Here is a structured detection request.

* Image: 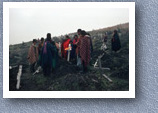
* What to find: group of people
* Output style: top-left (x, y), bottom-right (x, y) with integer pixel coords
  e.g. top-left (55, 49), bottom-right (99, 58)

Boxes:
top-left (61, 29), bottom-right (93, 73)
top-left (27, 29), bottom-right (121, 76)
top-left (28, 33), bottom-right (58, 76)
top-left (102, 30), bottom-right (121, 52)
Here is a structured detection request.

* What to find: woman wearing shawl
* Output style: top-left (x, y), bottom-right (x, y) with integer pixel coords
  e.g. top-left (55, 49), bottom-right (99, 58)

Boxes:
top-left (111, 30), bottom-right (121, 52)
top-left (79, 30), bottom-right (91, 73)
top-left (41, 33), bottom-right (56, 76)
top-left (61, 35), bottom-right (71, 59)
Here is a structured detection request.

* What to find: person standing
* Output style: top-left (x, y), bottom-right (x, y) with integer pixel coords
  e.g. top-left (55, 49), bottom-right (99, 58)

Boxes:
top-left (61, 35), bottom-right (71, 59)
top-left (69, 40), bottom-right (76, 61)
top-left (111, 30), bottom-right (121, 52)
top-left (79, 30), bottom-right (91, 73)
top-left (73, 35), bottom-right (78, 46)
top-left (76, 29), bottom-right (82, 67)
top-left (38, 37), bottom-right (44, 66)
top-left (103, 33), bottom-right (108, 45)
top-left (41, 33), bottom-right (55, 76)
top-left (101, 33), bottom-right (108, 51)
top-left (27, 39), bottom-right (39, 73)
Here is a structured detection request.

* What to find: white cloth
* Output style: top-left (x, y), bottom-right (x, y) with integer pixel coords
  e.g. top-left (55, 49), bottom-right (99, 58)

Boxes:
top-left (101, 43), bottom-right (107, 51)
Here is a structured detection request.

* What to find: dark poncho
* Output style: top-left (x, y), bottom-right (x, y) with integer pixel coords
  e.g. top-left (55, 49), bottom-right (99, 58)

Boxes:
top-left (111, 34), bottom-right (121, 52)
top-left (41, 41), bottom-right (56, 69)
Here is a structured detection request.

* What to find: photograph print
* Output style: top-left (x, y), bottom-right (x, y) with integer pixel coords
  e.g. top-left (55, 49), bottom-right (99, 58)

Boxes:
top-left (3, 2), bottom-right (135, 98)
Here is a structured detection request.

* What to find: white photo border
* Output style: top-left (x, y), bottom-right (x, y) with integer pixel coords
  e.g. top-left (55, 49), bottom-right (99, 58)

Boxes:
top-left (3, 2), bottom-right (135, 98)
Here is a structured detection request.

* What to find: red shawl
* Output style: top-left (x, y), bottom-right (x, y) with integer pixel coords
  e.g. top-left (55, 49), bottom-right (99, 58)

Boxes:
top-left (61, 38), bottom-right (71, 59)
top-left (80, 35), bottom-right (91, 66)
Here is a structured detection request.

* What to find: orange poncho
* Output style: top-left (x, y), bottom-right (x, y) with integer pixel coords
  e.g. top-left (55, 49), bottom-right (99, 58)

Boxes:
top-left (28, 44), bottom-right (39, 64)
top-left (61, 38), bottom-right (71, 59)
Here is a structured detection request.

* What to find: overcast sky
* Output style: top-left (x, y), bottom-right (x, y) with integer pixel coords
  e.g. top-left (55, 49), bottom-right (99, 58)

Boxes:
top-left (9, 8), bottom-right (129, 44)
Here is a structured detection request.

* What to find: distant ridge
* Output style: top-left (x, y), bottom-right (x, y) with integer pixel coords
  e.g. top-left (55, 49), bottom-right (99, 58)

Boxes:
top-left (67, 22), bottom-right (129, 38)
top-left (91, 22), bottom-right (129, 32)
top-left (10, 22), bottom-right (129, 46)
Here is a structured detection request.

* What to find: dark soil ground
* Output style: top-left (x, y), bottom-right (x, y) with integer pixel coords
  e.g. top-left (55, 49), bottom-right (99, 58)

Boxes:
top-left (9, 23), bottom-right (129, 91)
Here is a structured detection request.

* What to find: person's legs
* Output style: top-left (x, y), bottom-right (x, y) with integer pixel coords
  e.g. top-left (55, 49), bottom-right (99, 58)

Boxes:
top-left (30, 62), bottom-right (36, 73)
top-left (30, 64), bottom-right (33, 73)
top-left (80, 60), bottom-right (87, 74)
top-left (43, 64), bottom-right (49, 76)
top-left (46, 65), bottom-right (52, 76)
top-left (49, 66), bottom-right (52, 76)
top-left (38, 55), bottom-right (42, 66)
top-left (84, 65), bottom-right (88, 72)
top-left (77, 55), bottom-right (81, 66)
top-left (82, 61), bottom-right (87, 72)
top-left (45, 66), bottom-right (48, 76)
top-left (82, 61), bottom-right (85, 72)
top-left (43, 66), bottom-right (47, 76)
top-left (77, 55), bottom-right (79, 66)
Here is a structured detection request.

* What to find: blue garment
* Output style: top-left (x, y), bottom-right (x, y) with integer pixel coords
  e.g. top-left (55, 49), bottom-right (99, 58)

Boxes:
top-left (41, 41), bottom-right (56, 76)
top-left (51, 42), bottom-right (58, 69)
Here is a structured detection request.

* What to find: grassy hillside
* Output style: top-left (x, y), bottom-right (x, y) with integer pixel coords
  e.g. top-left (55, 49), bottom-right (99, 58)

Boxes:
top-left (9, 23), bottom-right (129, 91)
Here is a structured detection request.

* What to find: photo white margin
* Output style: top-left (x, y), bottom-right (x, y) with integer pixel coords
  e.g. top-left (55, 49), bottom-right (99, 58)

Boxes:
top-left (3, 2), bottom-right (135, 98)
